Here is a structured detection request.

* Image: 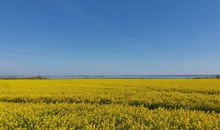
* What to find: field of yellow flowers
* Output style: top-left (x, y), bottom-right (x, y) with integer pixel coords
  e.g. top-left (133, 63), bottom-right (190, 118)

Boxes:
top-left (0, 79), bottom-right (220, 129)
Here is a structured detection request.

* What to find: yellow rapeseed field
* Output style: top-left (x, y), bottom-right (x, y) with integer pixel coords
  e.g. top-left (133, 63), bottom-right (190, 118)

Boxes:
top-left (0, 79), bottom-right (220, 129)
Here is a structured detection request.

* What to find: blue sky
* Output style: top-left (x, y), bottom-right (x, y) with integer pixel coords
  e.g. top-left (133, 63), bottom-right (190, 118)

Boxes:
top-left (0, 0), bottom-right (220, 75)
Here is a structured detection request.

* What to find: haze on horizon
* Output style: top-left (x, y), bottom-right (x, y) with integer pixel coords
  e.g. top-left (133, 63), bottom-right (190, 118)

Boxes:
top-left (0, 0), bottom-right (220, 75)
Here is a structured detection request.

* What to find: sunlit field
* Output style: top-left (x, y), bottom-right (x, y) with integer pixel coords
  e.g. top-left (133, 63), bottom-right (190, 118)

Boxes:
top-left (0, 79), bottom-right (220, 129)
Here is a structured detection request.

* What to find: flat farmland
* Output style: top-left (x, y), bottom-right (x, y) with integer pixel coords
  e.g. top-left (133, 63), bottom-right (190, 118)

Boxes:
top-left (0, 79), bottom-right (220, 129)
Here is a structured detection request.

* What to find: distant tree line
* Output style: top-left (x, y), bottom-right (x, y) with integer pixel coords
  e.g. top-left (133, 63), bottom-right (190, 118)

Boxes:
top-left (0, 76), bottom-right (48, 80)
top-left (193, 75), bottom-right (220, 79)
top-left (215, 75), bottom-right (220, 78)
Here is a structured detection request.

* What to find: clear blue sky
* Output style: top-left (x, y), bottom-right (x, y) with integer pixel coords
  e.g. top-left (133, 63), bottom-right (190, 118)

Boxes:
top-left (0, 0), bottom-right (220, 75)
